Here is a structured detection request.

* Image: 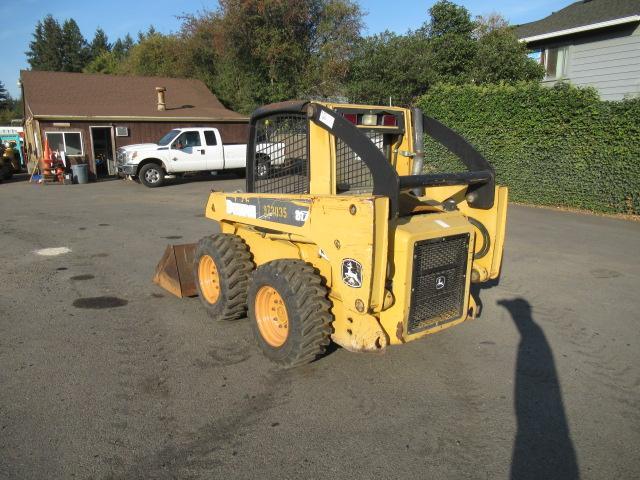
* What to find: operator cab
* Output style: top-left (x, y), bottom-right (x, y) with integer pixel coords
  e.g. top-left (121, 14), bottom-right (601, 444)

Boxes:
top-left (246, 101), bottom-right (496, 219)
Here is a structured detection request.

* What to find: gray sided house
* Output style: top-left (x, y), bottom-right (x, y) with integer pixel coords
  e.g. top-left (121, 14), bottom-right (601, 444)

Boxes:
top-left (516, 0), bottom-right (640, 101)
top-left (20, 71), bottom-right (248, 178)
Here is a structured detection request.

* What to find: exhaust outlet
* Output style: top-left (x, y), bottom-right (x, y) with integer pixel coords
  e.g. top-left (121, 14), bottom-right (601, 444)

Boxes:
top-left (411, 107), bottom-right (425, 196)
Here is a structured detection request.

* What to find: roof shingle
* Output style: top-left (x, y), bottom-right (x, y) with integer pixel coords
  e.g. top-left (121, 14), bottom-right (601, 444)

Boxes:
top-left (21, 70), bottom-right (246, 121)
top-left (515, 0), bottom-right (640, 40)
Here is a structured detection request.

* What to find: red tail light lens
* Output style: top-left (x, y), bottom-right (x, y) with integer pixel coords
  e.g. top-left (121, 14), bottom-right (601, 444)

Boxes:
top-left (382, 114), bottom-right (397, 126)
top-left (343, 113), bottom-right (357, 124)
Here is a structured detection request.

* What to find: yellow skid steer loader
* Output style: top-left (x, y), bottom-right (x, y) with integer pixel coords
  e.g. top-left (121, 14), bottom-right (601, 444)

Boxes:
top-left (154, 101), bottom-right (508, 367)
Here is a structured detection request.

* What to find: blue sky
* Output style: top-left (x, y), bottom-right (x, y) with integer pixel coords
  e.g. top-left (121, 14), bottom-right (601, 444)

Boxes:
top-left (1, 0), bottom-right (575, 98)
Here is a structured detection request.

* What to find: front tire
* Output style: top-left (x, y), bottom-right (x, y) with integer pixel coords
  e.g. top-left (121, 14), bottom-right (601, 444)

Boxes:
top-left (139, 163), bottom-right (165, 187)
top-left (248, 260), bottom-right (332, 368)
top-left (194, 234), bottom-right (254, 321)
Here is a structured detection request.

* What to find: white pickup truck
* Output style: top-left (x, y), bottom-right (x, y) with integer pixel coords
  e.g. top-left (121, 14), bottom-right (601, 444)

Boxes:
top-left (116, 127), bottom-right (283, 187)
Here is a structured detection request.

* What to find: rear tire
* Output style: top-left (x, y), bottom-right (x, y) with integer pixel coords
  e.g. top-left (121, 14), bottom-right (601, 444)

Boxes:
top-left (139, 163), bottom-right (165, 187)
top-left (194, 234), bottom-right (254, 321)
top-left (248, 259), bottom-right (332, 368)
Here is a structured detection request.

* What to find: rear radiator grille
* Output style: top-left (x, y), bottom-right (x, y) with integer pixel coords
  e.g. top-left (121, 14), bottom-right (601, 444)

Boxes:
top-left (407, 233), bottom-right (470, 334)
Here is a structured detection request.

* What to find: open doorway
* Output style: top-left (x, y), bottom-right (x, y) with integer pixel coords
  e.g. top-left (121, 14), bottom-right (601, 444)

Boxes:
top-left (90, 126), bottom-right (115, 177)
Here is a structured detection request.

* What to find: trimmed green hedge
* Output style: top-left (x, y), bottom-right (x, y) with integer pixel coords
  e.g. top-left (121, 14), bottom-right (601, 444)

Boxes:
top-left (417, 82), bottom-right (640, 214)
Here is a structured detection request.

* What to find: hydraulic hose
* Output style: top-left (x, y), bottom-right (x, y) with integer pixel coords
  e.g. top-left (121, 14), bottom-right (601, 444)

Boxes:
top-left (468, 216), bottom-right (491, 260)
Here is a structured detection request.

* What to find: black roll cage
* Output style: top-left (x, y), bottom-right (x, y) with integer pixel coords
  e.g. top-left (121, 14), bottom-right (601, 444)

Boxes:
top-left (246, 101), bottom-right (495, 218)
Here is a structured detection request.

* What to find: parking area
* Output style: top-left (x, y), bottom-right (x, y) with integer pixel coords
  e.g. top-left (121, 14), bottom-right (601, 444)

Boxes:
top-left (1, 176), bottom-right (639, 479)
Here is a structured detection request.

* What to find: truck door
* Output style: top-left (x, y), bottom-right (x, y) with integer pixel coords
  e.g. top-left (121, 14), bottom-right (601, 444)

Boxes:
top-left (169, 130), bottom-right (206, 172)
top-left (203, 130), bottom-right (224, 170)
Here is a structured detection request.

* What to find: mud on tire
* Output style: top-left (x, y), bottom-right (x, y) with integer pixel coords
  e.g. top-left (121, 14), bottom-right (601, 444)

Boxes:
top-left (194, 234), bottom-right (254, 321)
top-left (248, 259), bottom-right (333, 368)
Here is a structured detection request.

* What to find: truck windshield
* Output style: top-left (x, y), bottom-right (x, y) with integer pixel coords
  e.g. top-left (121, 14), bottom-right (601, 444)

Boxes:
top-left (157, 129), bottom-right (180, 146)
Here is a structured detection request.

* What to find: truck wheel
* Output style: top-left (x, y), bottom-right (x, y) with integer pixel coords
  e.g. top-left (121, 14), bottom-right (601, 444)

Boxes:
top-left (194, 234), bottom-right (254, 321)
top-left (248, 259), bottom-right (332, 368)
top-left (139, 163), bottom-right (165, 187)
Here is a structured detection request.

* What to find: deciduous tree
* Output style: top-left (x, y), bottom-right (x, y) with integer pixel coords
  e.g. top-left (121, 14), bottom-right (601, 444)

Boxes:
top-left (472, 27), bottom-right (544, 84)
top-left (347, 31), bottom-right (432, 105)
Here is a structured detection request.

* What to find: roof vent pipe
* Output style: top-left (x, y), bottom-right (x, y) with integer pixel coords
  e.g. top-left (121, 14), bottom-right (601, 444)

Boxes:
top-left (156, 87), bottom-right (166, 111)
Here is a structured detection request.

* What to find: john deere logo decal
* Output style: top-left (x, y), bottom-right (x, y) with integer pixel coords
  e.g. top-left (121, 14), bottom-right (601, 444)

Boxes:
top-left (435, 275), bottom-right (446, 290)
top-left (342, 259), bottom-right (363, 288)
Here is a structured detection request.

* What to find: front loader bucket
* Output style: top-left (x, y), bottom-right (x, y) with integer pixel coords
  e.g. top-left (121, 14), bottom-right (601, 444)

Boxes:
top-left (153, 243), bottom-right (198, 298)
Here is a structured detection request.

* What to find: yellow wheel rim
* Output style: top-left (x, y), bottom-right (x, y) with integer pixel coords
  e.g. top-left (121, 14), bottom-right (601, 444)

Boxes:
top-left (198, 255), bottom-right (221, 304)
top-left (255, 286), bottom-right (289, 347)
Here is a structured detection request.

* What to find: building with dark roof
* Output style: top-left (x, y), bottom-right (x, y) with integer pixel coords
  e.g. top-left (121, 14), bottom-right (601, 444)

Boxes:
top-left (20, 70), bottom-right (248, 178)
top-left (515, 0), bottom-right (640, 100)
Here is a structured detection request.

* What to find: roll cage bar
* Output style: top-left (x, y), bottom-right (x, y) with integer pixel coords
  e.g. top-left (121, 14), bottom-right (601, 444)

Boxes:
top-left (246, 101), bottom-right (495, 218)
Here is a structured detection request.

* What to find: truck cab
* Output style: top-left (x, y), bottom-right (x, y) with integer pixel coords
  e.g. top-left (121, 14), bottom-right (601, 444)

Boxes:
top-left (116, 127), bottom-right (247, 187)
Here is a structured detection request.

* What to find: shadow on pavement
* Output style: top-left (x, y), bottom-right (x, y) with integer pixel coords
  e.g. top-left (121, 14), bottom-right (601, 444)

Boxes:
top-left (0, 172), bottom-right (30, 184)
top-left (498, 298), bottom-right (580, 480)
top-left (161, 170), bottom-right (244, 187)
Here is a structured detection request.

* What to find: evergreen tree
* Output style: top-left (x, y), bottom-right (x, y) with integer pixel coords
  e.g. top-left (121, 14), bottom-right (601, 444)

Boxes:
top-left (122, 34), bottom-right (134, 52)
top-left (138, 26), bottom-right (158, 43)
top-left (89, 28), bottom-right (111, 60)
top-left (112, 34), bottom-right (134, 59)
top-left (0, 80), bottom-right (10, 110)
top-left (26, 15), bottom-right (64, 70)
top-left (60, 19), bottom-right (88, 71)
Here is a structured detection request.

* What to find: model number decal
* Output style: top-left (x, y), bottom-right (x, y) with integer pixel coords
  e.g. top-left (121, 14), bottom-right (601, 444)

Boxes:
top-left (226, 197), bottom-right (310, 227)
top-left (294, 209), bottom-right (309, 222)
top-left (262, 205), bottom-right (288, 219)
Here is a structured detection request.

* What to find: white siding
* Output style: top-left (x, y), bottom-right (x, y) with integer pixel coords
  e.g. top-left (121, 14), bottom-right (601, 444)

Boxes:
top-left (566, 24), bottom-right (640, 100)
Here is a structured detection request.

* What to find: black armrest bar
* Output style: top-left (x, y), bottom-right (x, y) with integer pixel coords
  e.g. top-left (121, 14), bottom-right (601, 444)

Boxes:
top-left (398, 170), bottom-right (493, 189)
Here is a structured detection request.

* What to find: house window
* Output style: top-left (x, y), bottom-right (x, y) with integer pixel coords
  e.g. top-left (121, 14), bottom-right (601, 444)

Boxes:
top-left (540, 46), bottom-right (568, 80)
top-left (45, 131), bottom-right (83, 156)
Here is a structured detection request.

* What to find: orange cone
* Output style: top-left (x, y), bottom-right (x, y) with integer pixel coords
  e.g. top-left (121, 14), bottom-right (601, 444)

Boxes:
top-left (43, 138), bottom-right (52, 161)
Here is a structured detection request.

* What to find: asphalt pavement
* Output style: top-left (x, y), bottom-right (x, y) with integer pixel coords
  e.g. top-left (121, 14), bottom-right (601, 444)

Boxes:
top-left (1, 174), bottom-right (638, 479)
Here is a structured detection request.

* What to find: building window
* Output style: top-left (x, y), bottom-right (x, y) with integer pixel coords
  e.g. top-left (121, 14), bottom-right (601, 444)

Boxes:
top-left (540, 46), bottom-right (568, 80)
top-left (45, 131), bottom-right (83, 156)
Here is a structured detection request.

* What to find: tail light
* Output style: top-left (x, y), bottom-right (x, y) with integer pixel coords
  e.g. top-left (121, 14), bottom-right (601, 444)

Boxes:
top-left (382, 115), bottom-right (397, 126)
top-left (343, 113), bottom-right (357, 125)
